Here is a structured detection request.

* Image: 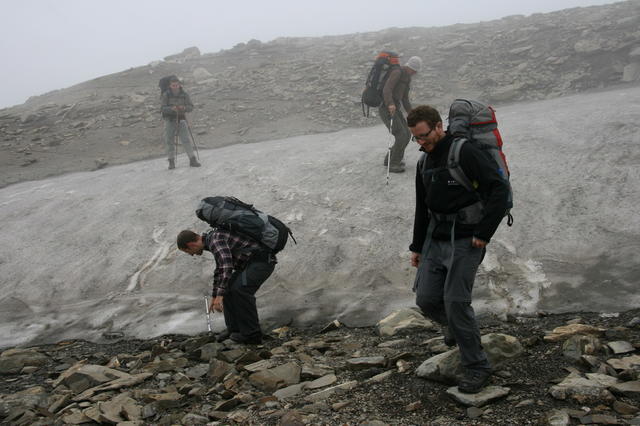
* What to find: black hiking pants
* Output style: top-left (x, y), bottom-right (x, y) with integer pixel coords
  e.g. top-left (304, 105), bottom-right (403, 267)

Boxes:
top-left (414, 237), bottom-right (491, 371)
top-left (222, 252), bottom-right (275, 339)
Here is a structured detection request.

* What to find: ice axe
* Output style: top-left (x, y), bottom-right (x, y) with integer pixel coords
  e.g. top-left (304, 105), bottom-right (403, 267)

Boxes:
top-left (204, 295), bottom-right (212, 333)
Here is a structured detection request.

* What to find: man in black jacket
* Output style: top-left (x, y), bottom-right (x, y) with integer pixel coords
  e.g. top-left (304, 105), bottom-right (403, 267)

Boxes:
top-left (407, 105), bottom-right (510, 393)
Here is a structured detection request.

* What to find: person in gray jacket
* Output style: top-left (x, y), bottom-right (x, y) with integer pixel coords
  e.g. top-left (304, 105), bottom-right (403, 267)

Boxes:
top-left (380, 56), bottom-right (422, 173)
top-left (161, 77), bottom-right (201, 169)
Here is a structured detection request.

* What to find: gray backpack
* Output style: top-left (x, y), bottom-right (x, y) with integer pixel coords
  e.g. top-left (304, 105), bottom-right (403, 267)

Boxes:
top-left (196, 196), bottom-right (295, 253)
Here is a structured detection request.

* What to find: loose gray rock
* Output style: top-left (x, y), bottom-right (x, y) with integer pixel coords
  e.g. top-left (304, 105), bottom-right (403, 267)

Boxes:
top-left (304, 380), bottom-right (358, 402)
top-left (0, 349), bottom-right (49, 375)
top-left (610, 380), bottom-right (640, 397)
top-left (607, 340), bottom-right (635, 354)
top-left (273, 382), bottom-right (308, 400)
top-left (306, 373), bottom-right (337, 390)
top-left (607, 354), bottom-right (640, 371)
top-left (181, 413), bottom-right (210, 425)
top-left (548, 373), bottom-right (616, 405)
top-left (613, 400), bottom-right (640, 415)
top-left (541, 409), bottom-right (571, 426)
top-left (346, 356), bottom-right (386, 370)
top-left (376, 308), bottom-right (435, 337)
top-left (208, 359), bottom-right (234, 383)
top-left (562, 335), bottom-right (601, 361)
top-left (446, 385), bottom-right (510, 407)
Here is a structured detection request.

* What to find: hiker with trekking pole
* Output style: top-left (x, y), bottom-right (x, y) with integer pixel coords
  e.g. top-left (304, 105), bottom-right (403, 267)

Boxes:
top-left (160, 76), bottom-right (201, 170)
top-left (362, 53), bottom-right (422, 175)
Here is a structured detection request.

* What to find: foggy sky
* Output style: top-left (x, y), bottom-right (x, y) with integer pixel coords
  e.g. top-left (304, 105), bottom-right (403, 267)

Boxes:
top-left (0, 0), bottom-right (620, 108)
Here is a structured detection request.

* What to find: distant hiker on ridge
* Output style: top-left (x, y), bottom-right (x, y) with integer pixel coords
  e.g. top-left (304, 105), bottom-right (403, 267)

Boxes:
top-left (381, 55), bottom-right (421, 173)
top-left (160, 76), bottom-right (201, 169)
top-left (407, 105), bottom-right (511, 393)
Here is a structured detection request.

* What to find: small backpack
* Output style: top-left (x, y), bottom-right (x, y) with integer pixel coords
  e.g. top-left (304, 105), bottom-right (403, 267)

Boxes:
top-left (196, 196), bottom-right (295, 253)
top-left (446, 99), bottom-right (513, 224)
top-left (158, 75), bottom-right (178, 96)
top-left (361, 51), bottom-right (400, 117)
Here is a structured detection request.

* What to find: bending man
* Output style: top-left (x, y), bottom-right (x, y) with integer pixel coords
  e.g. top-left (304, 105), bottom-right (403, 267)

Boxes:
top-left (177, 228), bottom-right (276, 344)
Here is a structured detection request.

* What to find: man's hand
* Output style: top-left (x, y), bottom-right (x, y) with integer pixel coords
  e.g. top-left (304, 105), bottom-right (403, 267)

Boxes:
top-left (410, 252), bottom-right (421, 268)
top-left (210, 296), bottom-right (224, 312)
top-left (388, 104), bottom-right (397, 116)
top-left (472, 237), bottom-right (487, 248)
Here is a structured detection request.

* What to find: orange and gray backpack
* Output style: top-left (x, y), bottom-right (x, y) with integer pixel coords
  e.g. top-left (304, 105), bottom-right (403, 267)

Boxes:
top-left (361, 51), bottom-right (400, 117)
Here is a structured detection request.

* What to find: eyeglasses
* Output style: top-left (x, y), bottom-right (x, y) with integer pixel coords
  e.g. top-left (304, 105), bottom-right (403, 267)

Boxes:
top-left (411, 128), bottom-right (434, 142)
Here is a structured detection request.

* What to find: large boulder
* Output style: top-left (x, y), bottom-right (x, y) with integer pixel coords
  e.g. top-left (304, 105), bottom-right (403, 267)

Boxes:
top-left (416, 333), bottom-right (523, 383)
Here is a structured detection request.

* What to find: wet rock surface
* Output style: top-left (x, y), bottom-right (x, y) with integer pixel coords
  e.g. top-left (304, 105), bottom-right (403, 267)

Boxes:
top-left (0, 2), bottom-right (638, 188)
top-left (3, 308), bottom-right (640, 425)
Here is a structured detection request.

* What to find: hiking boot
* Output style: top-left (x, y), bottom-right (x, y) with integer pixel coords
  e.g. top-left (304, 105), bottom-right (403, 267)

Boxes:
top-left (189, 158), bottom-right (201, 167)
top-left (443, 327), bottom-right (457, 347)
top-left (168, 159), bottom-right (175, 170)
top-left (388, 164), bottom-right (405, 173)
top-left (216, 329), bottom-right (231, 343)
top-left (458, 368), bottom-right (492, 394)
top-left (230, 332), bottom-right (262, 345)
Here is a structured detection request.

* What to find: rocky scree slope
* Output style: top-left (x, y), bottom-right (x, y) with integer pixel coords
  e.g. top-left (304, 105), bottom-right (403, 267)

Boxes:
top-left (3, 308), bottom-right (640, 425)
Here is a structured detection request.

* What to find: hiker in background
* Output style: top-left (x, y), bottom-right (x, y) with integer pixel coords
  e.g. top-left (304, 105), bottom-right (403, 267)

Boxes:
top-left (407, 105), bottom-right (510, 393)
top-left (160, 77), bottom-right (201, 169)
top-left (380, 56), bottom-right (421, 173)
top-left (176, 226), bottom-right (277, 345)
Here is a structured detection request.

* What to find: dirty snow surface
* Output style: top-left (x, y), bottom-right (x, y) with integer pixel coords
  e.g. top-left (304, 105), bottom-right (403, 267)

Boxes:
top-left (1, 86), bottom-right (639, 348)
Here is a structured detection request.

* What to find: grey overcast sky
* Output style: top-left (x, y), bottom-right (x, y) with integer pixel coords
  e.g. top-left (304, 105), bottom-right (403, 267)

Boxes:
top-left (0, 0), bottom-right (620, 108)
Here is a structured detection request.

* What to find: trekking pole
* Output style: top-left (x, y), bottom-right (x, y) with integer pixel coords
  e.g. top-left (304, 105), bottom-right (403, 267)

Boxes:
top-left (386, 116), bottom-right (394, 185)
top-left (204, 295), bottom-right (212, 332)
top-left (185, 117), bottom-right (200, 161)
top-left (174, 115), bottom-right (180, 164)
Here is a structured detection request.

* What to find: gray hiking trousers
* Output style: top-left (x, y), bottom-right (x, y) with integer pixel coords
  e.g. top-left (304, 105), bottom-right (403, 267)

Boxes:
top-left (379, 106), bottom-right (411, 167)
top-left (414, 237), bottom-right (490, 371)
top-left (164, 119), bottom-right (195, 160)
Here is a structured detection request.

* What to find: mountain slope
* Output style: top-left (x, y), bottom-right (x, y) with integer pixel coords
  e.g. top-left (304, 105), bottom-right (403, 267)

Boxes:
top-left (1, 85), bottom-right (638, 348)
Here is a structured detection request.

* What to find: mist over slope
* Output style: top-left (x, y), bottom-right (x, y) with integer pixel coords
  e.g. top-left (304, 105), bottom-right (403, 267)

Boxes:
top-left (1, 85), bottom-right (638, 349)
top-left (0, 1), bottom-right (638, 187)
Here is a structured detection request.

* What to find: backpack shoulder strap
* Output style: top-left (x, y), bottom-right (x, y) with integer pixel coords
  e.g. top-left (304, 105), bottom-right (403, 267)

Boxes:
top-left (447, 138), bottom-right (475, 192)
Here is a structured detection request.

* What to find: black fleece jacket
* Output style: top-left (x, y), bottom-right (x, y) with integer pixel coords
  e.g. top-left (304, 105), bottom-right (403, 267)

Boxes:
top-left (410, 132), bottom-right (510, 252)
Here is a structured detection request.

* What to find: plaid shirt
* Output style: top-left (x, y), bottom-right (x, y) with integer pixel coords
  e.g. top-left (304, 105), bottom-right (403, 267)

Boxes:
top-left (203, 229), bottom-right (261, 297)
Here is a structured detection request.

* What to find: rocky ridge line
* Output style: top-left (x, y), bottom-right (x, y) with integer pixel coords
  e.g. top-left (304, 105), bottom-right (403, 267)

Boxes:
top-left (0, 1), bottom-right (639, 187)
